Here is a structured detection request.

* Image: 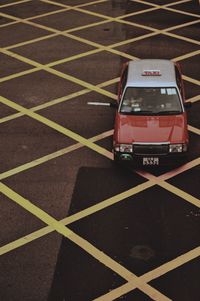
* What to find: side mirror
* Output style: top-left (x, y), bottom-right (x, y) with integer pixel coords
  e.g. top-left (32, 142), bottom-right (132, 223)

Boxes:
top-left (110, 102), bottom-right (119, 108)
top-left (184, 101), bottom-right (192, 109)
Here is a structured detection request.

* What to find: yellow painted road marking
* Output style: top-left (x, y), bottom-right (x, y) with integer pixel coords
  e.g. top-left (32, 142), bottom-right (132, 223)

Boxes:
top-left (0, 1), bottom-right (199, 299)
top-left (0, 48), bottom-right (40, 67)
top-left (0, 0), bottom-right (199, 266)
top-left (164, 5), bottom-right (200, 18)
top-left (143, 247), bottom-right (200, 283)
top-left (0, 67), bottom-right (41, 83)
top-left (0, 2), bottom-right (198, 92)
top-left (0, 182), bottom-right (171, 301)
top-left (1, 31), bottom-right (198, 92)
top-left (127, 158), bottom-right (200, 209)
top-left (0, 11), bottom-right (64, 33)
top-left (41, 0), bottom-right (112, 20)
top-left (0, 47), bottom-right (117, 100)
top-left (0, 0), bottom-right (31, 8)
top-left (47, 48), bottom-right (103, 68)
top-left (0, 77), bottom-right (119, 124)
top-left (183, 75), bottom-right (200, 86)
top-left (159, 181), bottom-right (200, 208)
top-left (64, 19), bottom-right (110, 33)
top-left (0, 225), bottom-right (52, 256)
top-left (27, 7), bottom-right (71, 20)
top-left (0, 87), bottom-right (199, 183)
top-left (186, 95), bottom-right (200, 103)
top-left (0, 49), bottom-right (104, 84)
top-left (46, 67), bottom-right (117, 100)
top-left (135, 0), bottom-right (191, 7)
top-left (1, 155), bottom-right (199, 257)
top-left (42, 0), bottom-right (158, 22)
top-left (0, 21), bottom-right (18, 28)
top-left (0, 183), bottom-right (73, 239)
top-left (0, 0), bottom-right (198, 57)
top-left (0, 20), bottom-right (198, 98)
top-left (0, 150), bottom-right (199, 298)
top-left (0, 179), bottom-right (153, 256)
top-left (4, 20), bottom-right (109, 50)
top-left (108, 32), bottom-right (159, 49)
top-left (64, 0), bottom-right (200, 48)
top-left (130, 161), bottom-right (200, 209)
top-left (164, 19), bottom-right (200, 33)
top-left (166, 0), bottom-right (192, 7)
top-left (43, 0), bottom-right (197, 24)
top-left (188, 125), bottom-right (200, 135)
top-left (0, 90), bottom-right (200, 179)
top-left (76, 0), bottom-right (108, 8)
top-left (94, 246), bottom-right (200, 300)
top-left (1, 113), bottom-right (198, 181)
top-left (117, 6), bottom-right (159, 19)
top-left (0, 130), bottom-right (113, 180)
top-left (42, 0), bottom-right (161, 34)
top-left (0, 96), bottom-right (113, 159)
top-left (0, 0), bottom-right (107, 28)
top-left (159, 158), bottom-right (200, 181)
top-left (140, 158), bottom-right (200, 182)
top-left (5, 33), bottom-right (58, 50)
top-left (8, 47), bottom-right (105, 83)
top-left (173, 49), bottom-right (200, 62)
top-left (119, 0), bottom-right (197, 22)
top-left (164, 31), bottom-right (200, 46)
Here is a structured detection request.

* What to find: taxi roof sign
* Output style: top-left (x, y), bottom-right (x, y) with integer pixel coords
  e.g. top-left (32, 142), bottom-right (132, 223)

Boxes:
top-left (142, 70), bottom-right (161, 76)
top-left (127, 60), bottom-right (176, 87)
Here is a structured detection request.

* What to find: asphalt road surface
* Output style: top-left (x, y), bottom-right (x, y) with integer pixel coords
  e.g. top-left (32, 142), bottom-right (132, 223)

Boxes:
top-left (0, 0), bottom-right (200, 301)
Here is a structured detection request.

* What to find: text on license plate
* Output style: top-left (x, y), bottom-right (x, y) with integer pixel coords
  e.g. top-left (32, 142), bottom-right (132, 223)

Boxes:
top-left (143, 157), bottom-right (159, 165)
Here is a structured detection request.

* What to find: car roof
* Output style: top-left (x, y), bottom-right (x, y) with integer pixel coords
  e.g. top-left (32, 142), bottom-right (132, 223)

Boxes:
top-left (126, 59), bottom-right (177, 88)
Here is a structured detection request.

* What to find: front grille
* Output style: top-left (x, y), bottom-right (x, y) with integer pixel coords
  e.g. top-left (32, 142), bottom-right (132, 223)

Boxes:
top-left (133, 144), bottom-right (169, 155)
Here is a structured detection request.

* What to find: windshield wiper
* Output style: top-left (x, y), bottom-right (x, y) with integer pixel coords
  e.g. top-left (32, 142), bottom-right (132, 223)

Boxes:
top-left (154, 110), bottom-right (182, 115)
top-left (121, 110), bottom-right (154, 115)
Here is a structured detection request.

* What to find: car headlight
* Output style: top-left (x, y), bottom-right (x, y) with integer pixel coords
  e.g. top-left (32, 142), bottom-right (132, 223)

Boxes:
top-left (169, 143), bottom-right (187, 153)
top-left (120, 144), bottom-right (133, 153)
top-left (115, 144), bottom-right (133, 153)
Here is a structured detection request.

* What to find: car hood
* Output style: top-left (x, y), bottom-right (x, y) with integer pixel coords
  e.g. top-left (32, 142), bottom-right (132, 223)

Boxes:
top-left (115, 113), bottom-right (187, 143)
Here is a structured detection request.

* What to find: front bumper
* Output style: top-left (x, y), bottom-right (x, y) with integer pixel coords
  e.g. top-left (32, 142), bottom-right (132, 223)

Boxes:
top-left (113, 151), bottom-right (188, 166)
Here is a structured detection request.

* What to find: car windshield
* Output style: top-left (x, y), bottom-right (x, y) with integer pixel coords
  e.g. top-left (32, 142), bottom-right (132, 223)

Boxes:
top-left (120, 87), bottom-right (182, 115)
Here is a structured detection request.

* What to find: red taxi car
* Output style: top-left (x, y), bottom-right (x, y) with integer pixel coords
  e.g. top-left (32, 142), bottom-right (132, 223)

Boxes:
top-left (113, 59), bottom-right (191, 166)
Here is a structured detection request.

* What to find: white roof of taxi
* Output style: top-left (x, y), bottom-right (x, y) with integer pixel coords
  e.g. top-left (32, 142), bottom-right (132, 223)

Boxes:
top-left (127, 59), bottom-right (177, 88)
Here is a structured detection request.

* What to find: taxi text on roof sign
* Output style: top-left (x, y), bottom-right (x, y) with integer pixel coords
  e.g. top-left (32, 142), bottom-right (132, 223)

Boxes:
top-left (142, 70), bottom-right (161, 76)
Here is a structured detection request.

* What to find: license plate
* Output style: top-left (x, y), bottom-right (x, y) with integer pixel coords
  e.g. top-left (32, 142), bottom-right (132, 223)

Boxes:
top-left (143, 157), bottom-right (159, 165)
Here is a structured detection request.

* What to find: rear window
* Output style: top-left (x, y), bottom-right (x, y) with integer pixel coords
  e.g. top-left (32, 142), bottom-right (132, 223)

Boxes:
top-left (120, 87), bottom-right (182, 115)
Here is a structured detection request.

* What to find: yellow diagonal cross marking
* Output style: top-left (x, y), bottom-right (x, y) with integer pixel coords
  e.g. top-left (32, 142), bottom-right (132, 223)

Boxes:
top-left (0, 77), bottom-right (119, 123)
top-left (0, 96), bottom-right (113, 159)
top-left (0, 182), bottom-right (171, 301)
top-left (0, 1), bottom-right (199, 300)
top-left (0, 179), bottom-right (154, 256)
top-left (0, 48), bottom-right (117, 100)
top-left (158, 181), bottom-right (200, 208)
top-left (0, 130), bottom-right (114, 180)
top-left (95, 246), bottom-right (200, 300)
top-left (0, 0), bottom-right (31, 8)
top-left (0, 155), bottom-right (199, 257)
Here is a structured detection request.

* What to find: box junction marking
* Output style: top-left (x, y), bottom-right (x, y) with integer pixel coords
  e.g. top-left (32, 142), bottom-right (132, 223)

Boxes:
top-left (0, 0), bottom-right (199, 299)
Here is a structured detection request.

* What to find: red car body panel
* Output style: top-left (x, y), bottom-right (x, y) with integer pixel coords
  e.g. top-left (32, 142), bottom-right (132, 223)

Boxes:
top-left (113, 112), bottom-right (189, 145)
